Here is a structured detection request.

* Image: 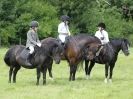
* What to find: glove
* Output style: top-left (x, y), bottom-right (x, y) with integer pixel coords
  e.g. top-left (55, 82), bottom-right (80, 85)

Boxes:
top-left (37, 43), bottom-right (41, 47)
top-left (101, 37), bottom-right (104, 40)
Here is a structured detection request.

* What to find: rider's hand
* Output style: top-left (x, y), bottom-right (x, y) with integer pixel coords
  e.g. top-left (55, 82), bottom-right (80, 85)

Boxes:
top-left (101, 37), bottom-right (104, 40)
top-left (37, 43), bottom-right (41, 47)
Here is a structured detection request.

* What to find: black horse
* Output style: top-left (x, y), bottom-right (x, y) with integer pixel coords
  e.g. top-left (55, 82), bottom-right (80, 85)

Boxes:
top-left (84, 38), bottom-right (130, 83)
top-left (4, 37), bottom-right (63, 85)
top-left (64, 34), bottom-right (101, 81)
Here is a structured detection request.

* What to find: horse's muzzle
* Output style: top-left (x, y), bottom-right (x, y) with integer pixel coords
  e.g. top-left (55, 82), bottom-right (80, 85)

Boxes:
top-left (55, 59), bottom-right (60, 64)
top-left (125, 52), bottom-right (130, 56)
top-left (124, 50), bottom-right (130, 56)
top-left (54, 57), bottom-right (61, 64)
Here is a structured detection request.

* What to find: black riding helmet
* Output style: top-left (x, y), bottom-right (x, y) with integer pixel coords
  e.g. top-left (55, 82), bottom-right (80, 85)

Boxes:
top-left (29, 21), bottom-right (39, 27)
top-left (97, 22), bottom-right (106, 29)
top-left (60, 15), bottom-right (70, 22)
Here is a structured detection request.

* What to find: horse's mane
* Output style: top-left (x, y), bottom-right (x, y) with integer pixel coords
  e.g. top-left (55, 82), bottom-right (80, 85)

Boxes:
top-left (41, 37), bottom-right (61, 47)
top-left (105, 43), bottom-right (115, 60)
top-left (41, 37), bottom-right (56, 43)
top-left (66, 34), bottom-right (101, 45)
top-left (110, 38), bottom-right (130, 47)
top-left (41, 37), bottom-right (62, 55)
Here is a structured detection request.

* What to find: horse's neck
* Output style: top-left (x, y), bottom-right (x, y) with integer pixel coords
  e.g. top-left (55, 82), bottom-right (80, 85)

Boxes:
top-left (101, 44), bottom-right (114, 57)
top-left (75, 38), bottom-right (90, 49)
top-left (30, 47), bottom-right (46, 63)
top-left (68, 38), bottom-right (81, 51)
top-left (111, 42), bottom-right (121, 54)
top-left (95, 42), bottom-right (122, 64)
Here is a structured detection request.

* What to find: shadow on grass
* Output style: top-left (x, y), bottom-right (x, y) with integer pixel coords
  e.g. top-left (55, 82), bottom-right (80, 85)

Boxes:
top-left (6, 76), bottom-right (133, 87)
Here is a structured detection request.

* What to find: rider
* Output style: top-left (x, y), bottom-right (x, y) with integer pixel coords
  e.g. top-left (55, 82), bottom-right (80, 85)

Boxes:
top-left (95, 22), bottom-right (109, 56)
top-left (24, 21), bottom-right (41, 66)
top-left (58, 15), bottom-right (71, 45)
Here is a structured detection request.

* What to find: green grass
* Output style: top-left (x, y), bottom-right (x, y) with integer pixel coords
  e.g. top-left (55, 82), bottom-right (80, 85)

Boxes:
top-left (0, 47), bottom-right (133, 99)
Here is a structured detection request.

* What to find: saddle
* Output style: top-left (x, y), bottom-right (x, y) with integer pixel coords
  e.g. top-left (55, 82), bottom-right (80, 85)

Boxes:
top-left (19, 48), bottom-right (30, 60)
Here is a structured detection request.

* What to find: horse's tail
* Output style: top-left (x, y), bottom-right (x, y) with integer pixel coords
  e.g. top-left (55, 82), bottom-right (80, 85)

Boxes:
top-left (4, 49), bottom-right (11, 67)
top-left (77, 60), bottom-right (84, 71)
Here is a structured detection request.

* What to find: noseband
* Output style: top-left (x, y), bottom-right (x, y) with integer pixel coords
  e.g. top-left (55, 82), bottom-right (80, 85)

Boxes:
top-left (121, 41), bottom-right (129, 54)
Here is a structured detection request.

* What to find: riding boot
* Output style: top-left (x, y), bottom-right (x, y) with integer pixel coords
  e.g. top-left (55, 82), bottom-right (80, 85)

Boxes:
top-left (23, 53), bottom-right (32, 66)
top-left (61, 42), bottom-right (65, 55)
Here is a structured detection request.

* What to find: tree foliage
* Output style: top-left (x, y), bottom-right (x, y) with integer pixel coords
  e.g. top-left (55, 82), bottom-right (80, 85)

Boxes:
top-left (0, 0), bottom-right (133, 46)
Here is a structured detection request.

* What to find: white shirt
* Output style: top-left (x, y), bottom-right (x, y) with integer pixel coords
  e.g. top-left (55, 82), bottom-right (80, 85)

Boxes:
top-left (58, 22), bottom-right (70, 43)
top-left (95, 30), bottom-right (109, 44)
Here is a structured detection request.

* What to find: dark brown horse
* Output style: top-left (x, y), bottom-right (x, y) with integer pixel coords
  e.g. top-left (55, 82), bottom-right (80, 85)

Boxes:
top-left (84, 38), bottom-right (130, 83)
top-left (64, 34), bottom-right (101, 81)
top-left (4, 37), bottom-right (63, 85)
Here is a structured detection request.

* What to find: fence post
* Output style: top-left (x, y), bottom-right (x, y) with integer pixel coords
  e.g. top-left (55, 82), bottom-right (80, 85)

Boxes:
top-left (19, 37), bottom-right (21, 45)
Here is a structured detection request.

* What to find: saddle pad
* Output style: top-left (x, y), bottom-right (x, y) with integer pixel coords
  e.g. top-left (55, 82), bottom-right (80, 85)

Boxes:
top-left (19, 48), bottom-right (30, 59)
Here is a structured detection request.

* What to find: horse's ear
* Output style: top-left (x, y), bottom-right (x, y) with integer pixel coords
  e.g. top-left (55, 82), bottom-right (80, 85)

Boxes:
top-left (124, 39), bottom-right (130, 46)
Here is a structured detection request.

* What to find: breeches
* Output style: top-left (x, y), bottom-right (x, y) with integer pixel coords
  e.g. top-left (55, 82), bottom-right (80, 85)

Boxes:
top-left (29, 46), bottom-right (34, 54)
top-left (58, 34), bottom-right (68, 43)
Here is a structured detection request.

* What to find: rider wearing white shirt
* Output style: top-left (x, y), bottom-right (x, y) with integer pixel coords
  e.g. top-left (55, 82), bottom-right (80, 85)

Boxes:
top-left (95, 22), bottom-right (110, 56)
top-left (95, 22), bottom-right (109, 44)
top-left (58, 15), bottom-right (71, 43)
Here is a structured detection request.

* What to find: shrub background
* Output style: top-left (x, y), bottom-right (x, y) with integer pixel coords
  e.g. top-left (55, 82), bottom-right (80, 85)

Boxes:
top-left (0, 0), bottom-right (133, 46)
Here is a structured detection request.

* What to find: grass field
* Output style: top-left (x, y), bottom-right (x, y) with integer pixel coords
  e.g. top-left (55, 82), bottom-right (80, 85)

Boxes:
top-left (0, 47), bottom-right (133, 99)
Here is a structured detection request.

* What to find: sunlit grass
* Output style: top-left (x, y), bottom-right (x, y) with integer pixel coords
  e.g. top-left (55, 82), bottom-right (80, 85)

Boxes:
top-left (0, 47), bottom-right (133, 99)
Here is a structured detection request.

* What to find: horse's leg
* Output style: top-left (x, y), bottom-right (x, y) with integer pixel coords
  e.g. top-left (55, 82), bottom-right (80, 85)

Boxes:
top-left (48, 67), bottom-right (52, 77)
top-left (9, 67), bottom-right (14, 83)
top-left (88, 61), bottom-right (95, 79)
top-left (72, 65), bottom-right (77, 81)
top-left (104, 63), bottom-right (109, 83)
top-left (13, 66), bottom-right (21, 83)
top-left (36, 67), bottom-right (41, 85)
top-left (109, 63), bottom-right (115, 83)
top-left (85, 60), bottom-right (89, 79)
top-left (69, 66), bottom-right (73, 81)
top-left (43, 66), bottom-right (47, 85)
top-left (48, 60), bottom-right (53, 79)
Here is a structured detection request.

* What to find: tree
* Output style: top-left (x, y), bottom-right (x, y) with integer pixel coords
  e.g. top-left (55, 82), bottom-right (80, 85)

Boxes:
top-left (0, 0), bottom-right (17, 45)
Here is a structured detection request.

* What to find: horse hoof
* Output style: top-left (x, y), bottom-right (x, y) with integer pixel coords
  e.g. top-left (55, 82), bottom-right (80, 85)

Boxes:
top-left (13, 81), bottom-right (16, 83)
top-left (72, 78), bottom-right (75, 81)
top-left (86, 75), bottom-right (91, 80)
top-left (69, 78), bottom-right (72, 81)
top-left (8, 81), bottom-right (11, 83)
top-left (36, 83), bottom-right (39, 85)
top-left (104, 78), bottom-right (108, 83)
top-left (49, 77), bottom-right (54, 81)
top-left (109, 79), bottom-right (112, 83)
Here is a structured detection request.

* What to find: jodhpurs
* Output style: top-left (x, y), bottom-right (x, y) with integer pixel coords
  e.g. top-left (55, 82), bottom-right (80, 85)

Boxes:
top-left (29, 46), bottom-right (34, 54)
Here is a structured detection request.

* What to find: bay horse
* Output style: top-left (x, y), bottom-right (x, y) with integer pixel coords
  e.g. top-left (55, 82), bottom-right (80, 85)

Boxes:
top-left (64, 34), bottom-right (101, 81)
top-left (84, 38), bottom-right (130, 83)
top-left (4, 37), bottom-right (63, 85)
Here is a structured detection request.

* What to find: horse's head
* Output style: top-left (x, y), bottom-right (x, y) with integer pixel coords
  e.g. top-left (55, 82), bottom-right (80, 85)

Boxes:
top-left (52, 39), bottom-right (63, 64)
top-left (121, 39), bottom-right (130, 56)
top-left (84, 43), bottom-right (103, 60)
top-left (41, 38), bottom-right (63, 64)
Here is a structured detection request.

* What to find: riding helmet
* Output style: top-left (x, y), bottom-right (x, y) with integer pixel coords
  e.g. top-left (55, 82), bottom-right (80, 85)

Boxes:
top-left (97, 22), bottom-right (106, 29)
top-left (60, 15), bottom-right (70, 21)
top-left (29, 21), bottom-right (39, 27)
